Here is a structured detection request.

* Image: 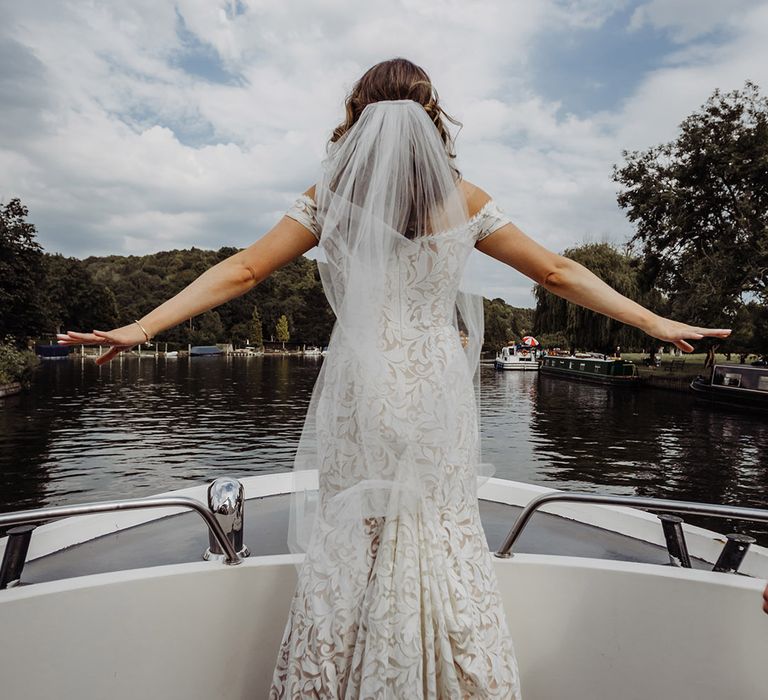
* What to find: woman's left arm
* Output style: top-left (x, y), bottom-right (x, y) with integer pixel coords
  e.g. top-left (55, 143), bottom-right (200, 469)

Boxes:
top-left (476, 222), bottom-right (731, 352)
top-left (57, 213), bottom-right (319, 364)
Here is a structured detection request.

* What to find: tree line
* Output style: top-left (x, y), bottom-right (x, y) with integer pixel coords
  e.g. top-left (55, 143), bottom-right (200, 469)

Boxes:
top-left (534, 81), bottom-right (768, 359)
top-left (1, 200), bottom-right (530, 352)
top-left (5, 83), bottom-right (764, 359)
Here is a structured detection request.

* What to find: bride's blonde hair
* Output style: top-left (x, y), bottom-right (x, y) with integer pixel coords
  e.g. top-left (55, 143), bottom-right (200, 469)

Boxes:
top-left (330, 57), bottom-right (462, 179)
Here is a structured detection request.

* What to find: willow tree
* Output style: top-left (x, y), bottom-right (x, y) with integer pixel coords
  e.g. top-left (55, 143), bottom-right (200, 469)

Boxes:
top-left (533, 242), bottom-right (646, 354)
top-left (613, 81), bottom-right (768, 325)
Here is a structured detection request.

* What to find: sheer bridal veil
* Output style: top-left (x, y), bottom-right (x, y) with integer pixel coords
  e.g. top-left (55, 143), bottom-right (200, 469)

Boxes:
top-left (286, 99), bottom-right (494, 574)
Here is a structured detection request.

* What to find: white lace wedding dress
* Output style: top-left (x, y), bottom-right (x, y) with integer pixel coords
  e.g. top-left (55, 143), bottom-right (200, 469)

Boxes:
top-left (268, 191), bottom-right (522, 700)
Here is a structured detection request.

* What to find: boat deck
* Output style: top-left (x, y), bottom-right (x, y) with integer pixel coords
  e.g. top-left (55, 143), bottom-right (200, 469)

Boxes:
top-left (20, 494), bottom-right (710, 585)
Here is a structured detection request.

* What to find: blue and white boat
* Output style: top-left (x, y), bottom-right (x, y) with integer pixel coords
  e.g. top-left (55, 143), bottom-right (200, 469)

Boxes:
top-left (494, 343), bottom-right (540, 371)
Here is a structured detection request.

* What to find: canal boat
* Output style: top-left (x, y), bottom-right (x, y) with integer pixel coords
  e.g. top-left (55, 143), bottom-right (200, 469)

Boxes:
top-left (690, 364), bottom-right (768, 410)
top-left (1, 471), bottom-right (767, 698)
top-left (494, 343), bottom-right (540, 371)
top-left (540, 354), bottom-right (639, 385)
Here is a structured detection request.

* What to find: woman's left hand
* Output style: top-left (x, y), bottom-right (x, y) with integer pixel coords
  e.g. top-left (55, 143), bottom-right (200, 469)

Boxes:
top-left (56, 324), bottom-right (148, 365)
top-left (642, 315), bottom-right (731, 353)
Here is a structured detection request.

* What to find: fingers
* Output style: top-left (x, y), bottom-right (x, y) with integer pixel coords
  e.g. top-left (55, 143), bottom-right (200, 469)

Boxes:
top-left (694, 327), bottom-right (732, 338)
top-left (95, 346), bottom-right (122, 365)
top-left (57, 330), bottom-right (117, 345)
top-left (674, 339), bottom-right (695, 353)
top-left (56, 331), bottom-right (101, 345)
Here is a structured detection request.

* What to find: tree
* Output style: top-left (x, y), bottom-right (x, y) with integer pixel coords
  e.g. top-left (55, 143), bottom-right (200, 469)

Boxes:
top-left (613, 81), bottom-right (768, 325)
top-left (276, 314), bottom-right (290, 349)
top-left (533, 243), bottom-right (647, 354)
top-left (189, 310), bottom-right (224, 345)
top-left (250, 305), bottom-right (264, 348)
top-left (41, 254), bottom-right (119, 336)
top-left (0, 199), bottom-right (47, 344)
top-left (482, 298), bottom-right (533, 352)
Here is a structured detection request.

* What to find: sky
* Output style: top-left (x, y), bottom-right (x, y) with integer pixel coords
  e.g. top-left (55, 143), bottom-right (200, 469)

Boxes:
top-left (1, 0), bottom-right (767, 307)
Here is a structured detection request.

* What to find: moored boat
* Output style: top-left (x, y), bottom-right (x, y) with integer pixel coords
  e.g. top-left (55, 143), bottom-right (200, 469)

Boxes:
top-left (1, 471), bottom-right (767, 698)
top-left (189, 345), bottom-right (223, 356)
top-left (34, 343), bottom-right (71, 359)
top-left (690, 364), bottom-right (768, 410)
top-left (540, 354), bottom-right (639, 385)
top-left (494, 343), bottom-right (540, 371)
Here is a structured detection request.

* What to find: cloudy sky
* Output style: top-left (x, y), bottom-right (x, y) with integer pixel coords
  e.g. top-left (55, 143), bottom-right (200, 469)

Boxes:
top-left (2, 0), bottom-right (767, 307)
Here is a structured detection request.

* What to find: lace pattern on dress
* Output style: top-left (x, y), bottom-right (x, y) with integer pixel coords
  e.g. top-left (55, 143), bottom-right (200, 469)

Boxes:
top-left (285, 194), bottom-right (321, 240)
top-left (270, 190), bottom-right (522, 700)
top-left (473, 200), bottom-right (511, 242)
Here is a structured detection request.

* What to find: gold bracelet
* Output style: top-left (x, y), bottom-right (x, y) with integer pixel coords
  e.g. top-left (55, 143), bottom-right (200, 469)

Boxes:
top-left (133, 319), bottom-right (151, 344)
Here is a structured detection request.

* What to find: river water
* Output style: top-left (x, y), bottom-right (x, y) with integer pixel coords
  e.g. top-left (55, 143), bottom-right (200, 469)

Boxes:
top-left (2, 355), bottom-right (767, 543)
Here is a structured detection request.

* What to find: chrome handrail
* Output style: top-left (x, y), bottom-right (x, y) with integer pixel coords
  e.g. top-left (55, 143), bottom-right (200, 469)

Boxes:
top-left (0, 496), bottom-right (242, 565)
top-left (494, 491), bottom-right (768, 558)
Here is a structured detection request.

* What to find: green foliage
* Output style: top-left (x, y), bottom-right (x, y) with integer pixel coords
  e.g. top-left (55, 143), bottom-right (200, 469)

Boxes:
top-left (0, 335), bottom-right (39, 385)
top-left (728, 302), bottom-right (768, 355)
top-left (0, 199), bottom-right (47, 342)
top-left (533, 243), bottom-right (647, 353)
top-left (42, 253), bottom-right (119, 334)
top-left (190, 310), bottom-right (224, 345)
top-left (613, 81), bottom-right (768, 324)
top-left (482, 298), bottom-right (533, 351)
top-left (2, 197), bottom-right (535, 351)
top-left (275, 314), bottom-right (290, 347)
top-left (249, 306), bottom-right (264, 347)
top-left (81, 247), bottom-right (335, 347)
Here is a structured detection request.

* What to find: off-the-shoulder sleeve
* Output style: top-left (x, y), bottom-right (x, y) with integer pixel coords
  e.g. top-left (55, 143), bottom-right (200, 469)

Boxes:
top-left (285, 194), bottom-right (321, 241)
top-left (473, 200), bottom-right (511, 242)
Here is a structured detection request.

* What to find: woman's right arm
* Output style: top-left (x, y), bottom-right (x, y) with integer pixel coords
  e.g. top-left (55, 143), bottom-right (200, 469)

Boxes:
top-left (58, 191), bottom-right (319, 364)
top-left (470, 187), bottom-right (730, 351)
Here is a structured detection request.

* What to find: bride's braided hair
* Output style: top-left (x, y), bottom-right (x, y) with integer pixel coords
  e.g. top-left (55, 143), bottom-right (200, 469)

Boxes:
top-left (330, 58), bottom-right (462, 181)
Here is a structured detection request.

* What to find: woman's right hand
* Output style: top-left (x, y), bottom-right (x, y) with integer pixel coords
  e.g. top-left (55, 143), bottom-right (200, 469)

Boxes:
top-left (640, 315), bottom-right (731, 353)
top-left (56, 324), bottom-right (149, 365)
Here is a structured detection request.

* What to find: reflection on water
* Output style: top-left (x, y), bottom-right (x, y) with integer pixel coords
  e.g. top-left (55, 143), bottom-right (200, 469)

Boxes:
top-left (1, 356), bottom-right (767, 543)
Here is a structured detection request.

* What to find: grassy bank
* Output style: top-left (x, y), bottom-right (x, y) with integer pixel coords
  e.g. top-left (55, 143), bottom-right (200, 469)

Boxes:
top-left (622, 352), bottom-right (756, 392)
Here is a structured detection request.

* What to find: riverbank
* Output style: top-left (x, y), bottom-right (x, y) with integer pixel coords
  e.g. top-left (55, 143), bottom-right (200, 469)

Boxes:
top-left (623, 352), bottom-right (753, 393)
top-left (0, 382), bottom-right (22, 398)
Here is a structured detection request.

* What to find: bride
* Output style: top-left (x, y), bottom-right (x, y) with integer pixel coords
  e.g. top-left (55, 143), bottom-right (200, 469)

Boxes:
top-left (58, 58), bottom-right (730, 699)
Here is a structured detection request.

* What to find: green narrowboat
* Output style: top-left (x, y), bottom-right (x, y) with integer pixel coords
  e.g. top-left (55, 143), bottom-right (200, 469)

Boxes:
top-left (539, 354), bottom-right (639, 385)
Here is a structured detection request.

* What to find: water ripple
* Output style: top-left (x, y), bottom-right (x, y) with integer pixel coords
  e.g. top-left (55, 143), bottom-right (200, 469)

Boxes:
top-left (1, 356), bottom-right (767, 543)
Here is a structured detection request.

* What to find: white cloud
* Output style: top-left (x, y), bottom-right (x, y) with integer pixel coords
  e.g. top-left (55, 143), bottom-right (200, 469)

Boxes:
top-left (629, 0), bottom-right (761, 42)
top-left (1, 0), bottom-right (767, 307)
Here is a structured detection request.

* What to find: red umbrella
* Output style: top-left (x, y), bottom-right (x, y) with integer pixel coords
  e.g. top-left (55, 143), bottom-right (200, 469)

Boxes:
top-left (521, 336), bottom-right (540, 347)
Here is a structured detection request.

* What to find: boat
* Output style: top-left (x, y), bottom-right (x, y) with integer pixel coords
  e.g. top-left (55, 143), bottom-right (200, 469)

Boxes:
top-left (189, 345), bottom-right (223, 356)
top-left (34, 343), bottom-right (71, 359)
top-left (690, 364), bottom-right (768, 410)
top-left (540, 353), bottom-right (639, 385)
top-left (1, 471), bottom-right (767, 698)
top-left (494, 343), bottom-right (540, 371)
top-left (303, 346), bottom-right (322, 355)
top-left (164, 351), bottom-right (179, 358)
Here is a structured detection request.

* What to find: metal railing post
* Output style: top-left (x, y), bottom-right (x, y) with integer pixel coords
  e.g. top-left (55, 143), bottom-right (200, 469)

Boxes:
top-left (0, 525), bottom-right (36, 589)
top-left (0, 495), bottom-right (243, 584)
top-left (494, 491), bottom-right (768, 571)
